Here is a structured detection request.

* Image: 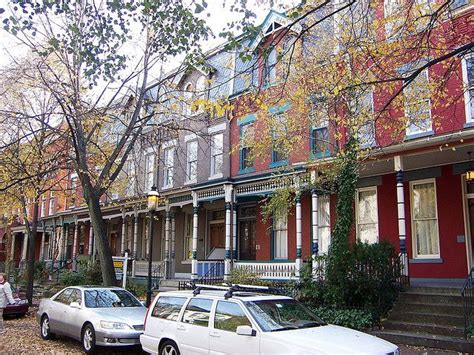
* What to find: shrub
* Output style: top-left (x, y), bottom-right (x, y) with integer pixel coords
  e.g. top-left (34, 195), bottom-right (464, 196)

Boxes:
top-left (127, 281), bottom-right (147, 299)
top-left (60, 270), bottom-right (86, 286)
top-left (307, 306), bottom-right (373, 331)
top-left (59, 260), bottom-right (103, 286)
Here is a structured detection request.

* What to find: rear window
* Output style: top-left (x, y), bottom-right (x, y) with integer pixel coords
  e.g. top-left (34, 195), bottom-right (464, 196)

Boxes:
top-left (152, 296), bottom-right (187, 321)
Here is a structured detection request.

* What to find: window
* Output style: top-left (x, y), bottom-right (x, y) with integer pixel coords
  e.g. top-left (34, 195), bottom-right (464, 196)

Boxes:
top-left (69, 289), bottom-right (82, 304)
top-left (450, 0), bottom-right (469, 10)
top-left (145, 152), bottom-right (155, 191)
top-left (353, 92), bottom-right (375, 148)
top-left (311, 126), bottom-right (330, 158)
top-left (404, 69), bottom-right (432, 136)
top-left (384, 0), bottom-right (405, 39)
top-left (462, 54), bottom-right (474, 122)
top-left (186, 140), bottom-right (198, 183)
top-left (152, 296), bottom-right (187, 321)
top-left (263, 46), bottom-right (277, 87)
top-left (410, 179), bottom-right (439, 258)
top-left (182, 83), bottom-right (193, 116)
top-left (182, 298), bottom-right (213, 327)
top-left (210, 133), bottom-right (223, 178)
top-left (54, 288), bottom-right (73, 304)
top-left (40, 196), bottom-right (46, 218)
top-left (214, 301), bottom-right (252, 332)
top-left (125, 159), bottom-right (136, 196)
top-left (184, 214), bottom-right (193, 260)
top-left (240, 122), bottom-right (255, 173)
top-left (273, 212), bottom-right (288, 260)
top-left (163, 147), bottom-right (174, 188)
top-left (309, 97), bottom-right (330, 158)
top-left (356, 187), bottom-right (379, 244)
top-left (271, 112), bottom-right (288, 166)
top-left (318, 195), bottom-right (331, 254)
top-left (70, 176), bottom-right (78, 207)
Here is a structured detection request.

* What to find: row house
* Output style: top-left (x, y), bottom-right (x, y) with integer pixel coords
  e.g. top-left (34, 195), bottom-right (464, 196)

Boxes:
top-left (7, 2), bottom-right (473, 285)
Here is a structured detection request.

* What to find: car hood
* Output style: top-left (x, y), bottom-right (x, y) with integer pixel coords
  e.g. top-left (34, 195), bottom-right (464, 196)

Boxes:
top-left (264, 325), bottom-right (397, 354)
top-left (92, 307), bottom-right (147, 326)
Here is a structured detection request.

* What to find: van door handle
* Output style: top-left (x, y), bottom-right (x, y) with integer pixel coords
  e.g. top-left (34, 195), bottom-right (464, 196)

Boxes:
top-left (210, 331), bottom-right (220, 338)
top-left (177, 325), bottom-right (186, 331)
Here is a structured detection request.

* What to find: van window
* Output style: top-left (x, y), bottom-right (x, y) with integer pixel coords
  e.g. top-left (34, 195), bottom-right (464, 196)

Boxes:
top-left (214, 301), bottom-right (252, 332)
top-left (152, 296), bottom-right (187, 321)
top-left (182, 298), bottom-right (213, 327)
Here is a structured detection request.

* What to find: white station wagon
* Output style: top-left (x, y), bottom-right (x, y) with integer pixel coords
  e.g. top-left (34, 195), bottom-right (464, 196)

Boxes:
top-left (140, 284), bottom-right (399, 355)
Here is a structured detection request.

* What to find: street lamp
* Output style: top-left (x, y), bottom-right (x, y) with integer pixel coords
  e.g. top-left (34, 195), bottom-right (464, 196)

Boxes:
top-left (146, 186), bottom-right (160, 307)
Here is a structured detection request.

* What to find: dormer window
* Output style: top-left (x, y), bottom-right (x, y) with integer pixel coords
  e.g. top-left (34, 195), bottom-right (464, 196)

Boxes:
top-left (265, 22), bottom-right (282, 36)
top-left (182, 83), bottom-right (193, 116)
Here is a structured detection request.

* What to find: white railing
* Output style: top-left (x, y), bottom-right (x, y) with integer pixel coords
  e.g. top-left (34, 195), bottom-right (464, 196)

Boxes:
top-left (133, 260), bottom-right (165, 277)
top-left (234, 261), bottom-right (296, 280)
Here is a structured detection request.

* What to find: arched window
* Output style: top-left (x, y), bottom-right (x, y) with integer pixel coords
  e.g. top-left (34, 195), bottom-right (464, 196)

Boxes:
top-left (183, 82), bottom-right (193, 116)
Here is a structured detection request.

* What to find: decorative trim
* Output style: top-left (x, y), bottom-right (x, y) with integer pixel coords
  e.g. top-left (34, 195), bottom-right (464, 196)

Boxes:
top-left (269, 102), bottom-right (291, 114)
top-left (238, 114), bottom-right (256, 126)
top-left (184, 133), bottom-right (198, 142)
top-left (162, 139), bottom-right (177, 149)
top-left (269, 160), bottom-right (288, 169)
top-left (238, 167), bottom-right (256, 175)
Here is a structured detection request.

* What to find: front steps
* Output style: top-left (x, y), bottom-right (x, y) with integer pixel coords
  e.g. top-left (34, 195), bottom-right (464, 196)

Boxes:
top-left (372, 286), bottom-right (474, 353)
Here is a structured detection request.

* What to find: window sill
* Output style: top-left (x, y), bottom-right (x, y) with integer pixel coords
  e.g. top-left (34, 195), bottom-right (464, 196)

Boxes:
top-left (181, 260), bottom-right (192, 264)
top-left (208, 173), bottom-right (223, 180)
top-left (269, 160), bottom-right (288, 169)
top-left (310, 151), bottom-right (331, 160)
top-left (162, 185), bottom-right (173, 190)
top-left (405, 130), bottom-right (434, 140)
top-left (238, 167), bottom-right (256, 175)
top-left (409, 258), bottom-right (443, 264)
top-left (464, 121), bottom-right (474, 129)
top-left (184, 179), bottom-right (197, 185)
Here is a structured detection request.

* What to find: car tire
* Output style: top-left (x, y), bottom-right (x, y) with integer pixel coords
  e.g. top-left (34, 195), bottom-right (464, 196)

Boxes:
top-left (40, 315), bottom-right (55, 340)
top-left (159, 340), bottom-right (180, 355)
top-left (81, 323), bottom-right (96, 353)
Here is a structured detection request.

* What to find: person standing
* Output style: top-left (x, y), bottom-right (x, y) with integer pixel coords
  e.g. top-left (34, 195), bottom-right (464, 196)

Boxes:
top-left (0, 273), bottom-right (16, 334)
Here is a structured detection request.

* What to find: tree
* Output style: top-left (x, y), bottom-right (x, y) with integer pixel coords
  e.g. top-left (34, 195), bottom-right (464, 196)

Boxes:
top-left (0, 0), bottom-right (217, 285)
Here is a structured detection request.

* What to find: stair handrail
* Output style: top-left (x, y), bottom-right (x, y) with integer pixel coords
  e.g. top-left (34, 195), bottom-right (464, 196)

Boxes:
top-left (178, 261), bottom-right (225, 290)
top-left (461, 267), bottom-right (474, 339)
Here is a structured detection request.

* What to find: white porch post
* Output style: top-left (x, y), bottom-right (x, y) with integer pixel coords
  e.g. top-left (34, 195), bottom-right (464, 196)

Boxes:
top-left (88, 223), bottom-right (93, 257)
top-left (165, 207), bottom-right (171, 279)
top-left (191, 192), bottom-right (199, 280)
top-left (133, 210), bottom-right (139, 258)
top-left (40, 230), bottom-right (46, 261)
top-left (311, 189), bottom-right (319, 278)
top-left (72, 220), bottom-right (79, 270)
top-left (395, 155), bottom-right (409, 278)
top-left (295, 193), bottom-right (303, 278)
top-left (121, 209), bottom-right (126, 255)
top-left (21, 231), bottom-right (28, 262)
top-left (62, 223), bottom-right (68, 262)
top-left (232, 204), bottom-right (237, 260)
top-left (224, 185), bottom-right (233, 279)
top-left (10, 233), bottom-right (16, 262)
top-left (171, 211), bottom-right (176, 278)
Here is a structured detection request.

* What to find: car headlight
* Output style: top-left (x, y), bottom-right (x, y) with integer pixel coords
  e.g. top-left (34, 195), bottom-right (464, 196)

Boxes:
top-left (100, 321), bottom-right (132, 330)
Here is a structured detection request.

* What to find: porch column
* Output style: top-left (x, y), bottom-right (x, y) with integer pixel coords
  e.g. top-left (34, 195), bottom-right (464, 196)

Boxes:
top-left (224, 185), bottom-right (233, 279)
top-left (191, 192), bottom-right (199, 280)
top-left (295, 193), bottom-right (303, 278)
top-left (21, 232), bottom-right (28, 261)
top-left (40, 230), bottom-right (46, 261)
top-left (62, 224), bottom-right (68, 262)
top-left (232, 201), bottom-right (237, 260)
top-left (171, 211), bottom-right (176, 278)
top-left (121, 209), bottom-right (126, 255)
top-left (165, 208), bottom-right (171, 279)
top-left (396, 169), bottom-right (409, 277)
top-left (51, 225), bottom-right (56, 261)
top-left (72, 220), bottom-right (79, 270)
top-left (133, 210), bottom-right (139, 258)
top-left (88, 223), bottom-right (94, 257)
top-left (10, 232), bottom-right (15, 262)
top-left (311, 189), bottom-right (319, 278)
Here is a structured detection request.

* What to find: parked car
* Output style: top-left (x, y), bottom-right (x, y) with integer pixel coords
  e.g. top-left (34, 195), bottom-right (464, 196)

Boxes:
top-left (4, 297), bottom-right (29, 317)
top-left (37, 286), bottom-right (147, 353)
top-left (140, 284), bottom-right (399, 355)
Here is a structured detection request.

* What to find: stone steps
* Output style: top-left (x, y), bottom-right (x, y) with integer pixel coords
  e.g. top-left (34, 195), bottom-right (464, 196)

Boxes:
top-left (374, 285), bottom-right (474, 352)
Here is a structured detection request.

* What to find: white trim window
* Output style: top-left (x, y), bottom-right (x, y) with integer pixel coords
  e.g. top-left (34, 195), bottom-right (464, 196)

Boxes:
top-left (357, 91), bottom-right (376, 148)
top-left (210, 133), bottom-right (223, 178)
top-left (186, 140), bottom-right (198, 183)
top-left (40, 196), bottom-right (46, 218)
top-left (410, 179), bottom-right (440, 258)
top-left (273, 212), bottom-right (288, 260)
top-left (462, 54), bottom-right (474, 123)
top-left (182, 82), bottom-right (193, 117)
top-left (144, 152), bottom-right (155, 191)
top-left (125, 158), bottom-right (136, 196)
top-left (404, 69), bottom-right (432, 136)
top-left (48, 191), bottom-right (55, 216)
top-left (263, 46), bottom-right (277, 87)
top-left (318, 195), bottom-right (331, 254)
top-left (163, 147), bottom-right (174, 188)
top-left (356, 187), bottom-right (379, 244)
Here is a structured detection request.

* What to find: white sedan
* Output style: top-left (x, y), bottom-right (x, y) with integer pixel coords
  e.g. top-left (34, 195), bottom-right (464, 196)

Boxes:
top-left (140, 284), bottom-right (399, 355)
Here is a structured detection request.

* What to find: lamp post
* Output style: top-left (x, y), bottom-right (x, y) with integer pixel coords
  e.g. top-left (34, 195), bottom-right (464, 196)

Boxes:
top-left (146, 186), bottom-right (160, 307)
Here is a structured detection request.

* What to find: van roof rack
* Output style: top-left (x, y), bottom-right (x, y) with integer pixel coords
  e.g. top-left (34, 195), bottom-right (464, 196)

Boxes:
top-left (192, 283), bottom-right (282, 299)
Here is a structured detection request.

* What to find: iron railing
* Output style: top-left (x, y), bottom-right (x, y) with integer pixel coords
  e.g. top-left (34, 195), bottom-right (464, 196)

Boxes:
top-left (152, 262), bottom-right (166, 289)
top-left (178, 260), bottom-right (225, 290)
top-left (461, 267), bottom-right (474, 338)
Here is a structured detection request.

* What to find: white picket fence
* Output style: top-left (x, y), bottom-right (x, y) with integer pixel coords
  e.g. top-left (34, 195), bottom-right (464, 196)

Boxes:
top-left (233, 261), bottom-right (296, 280)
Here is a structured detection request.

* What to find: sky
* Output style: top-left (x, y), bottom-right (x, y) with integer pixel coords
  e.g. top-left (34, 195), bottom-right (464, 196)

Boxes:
top-left (0, 0), bottom-right (296, 70)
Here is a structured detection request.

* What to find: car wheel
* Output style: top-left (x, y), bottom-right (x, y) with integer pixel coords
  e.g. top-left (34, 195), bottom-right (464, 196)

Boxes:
top-left (82, 324), bottom-right (96, 353)
top-left (160, 340), bottom-right (180, 355)
top-left (40, 315), bottom-right (54, 340)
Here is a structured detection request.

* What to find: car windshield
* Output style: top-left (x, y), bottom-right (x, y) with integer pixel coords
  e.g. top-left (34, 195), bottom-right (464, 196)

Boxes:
top-left (245, 298), bottom-right (326, 332)
top-left (84, 289), bottom-right (143, 308)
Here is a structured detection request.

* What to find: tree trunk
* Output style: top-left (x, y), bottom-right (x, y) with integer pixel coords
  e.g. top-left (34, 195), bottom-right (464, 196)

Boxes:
top-left (26, 201), bottom-right (39, 305)
top-left (85, 189), bottom-right (116, 286)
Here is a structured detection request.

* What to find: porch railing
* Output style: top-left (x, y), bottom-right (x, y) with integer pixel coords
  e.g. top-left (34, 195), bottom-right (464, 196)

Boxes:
top-left (234, 261), bottom-right (296, 280)
top-left (133, 260), bottom-right (166, 278)
top-left (461, 267), bottom-right (474, 339)
top-left (178, 260), bottom-right (225, 290)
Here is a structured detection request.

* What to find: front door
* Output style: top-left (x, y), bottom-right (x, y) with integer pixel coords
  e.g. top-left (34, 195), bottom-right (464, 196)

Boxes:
top-left (463, 178), bottom-right (474, 271)
top-left (210, 224), bottom-right (225, 250)
top-left (239, 220), bottom-right (256, 261)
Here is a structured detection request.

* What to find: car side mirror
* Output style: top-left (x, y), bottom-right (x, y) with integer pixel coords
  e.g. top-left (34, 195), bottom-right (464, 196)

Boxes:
top-left (70, 301), bottom-right (81, 309)
top-left (236, 325), bottom-right (256, 336)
